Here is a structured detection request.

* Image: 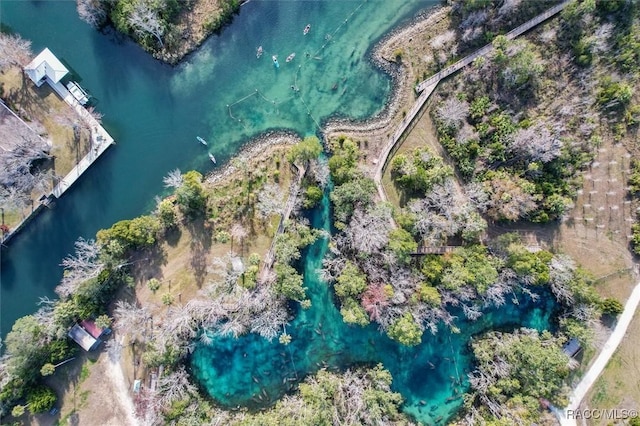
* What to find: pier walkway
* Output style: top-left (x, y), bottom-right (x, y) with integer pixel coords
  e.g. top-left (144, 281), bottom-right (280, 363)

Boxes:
top-left (47, 79), bottom-right (114, 198)
top-left (259, 164), bottom-right (306, 283)
top-left (373, 1), bottom-right (570, 204)
top-left (1, 77), bottom-right (114, 246)
top-left (411, 245), bottom-right (458, 256)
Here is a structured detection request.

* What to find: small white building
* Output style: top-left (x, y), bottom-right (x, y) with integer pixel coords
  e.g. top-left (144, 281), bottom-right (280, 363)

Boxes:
top-left (24, 48), bottom-right (69, 87)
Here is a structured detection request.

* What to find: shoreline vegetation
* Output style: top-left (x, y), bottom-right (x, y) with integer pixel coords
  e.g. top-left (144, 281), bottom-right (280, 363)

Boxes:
top-left (1, 0), bottom-right (639, 425)
top-left (76, 0), bottom-right (243, 65)
top-left (0, 34), bottom-right (107, 244)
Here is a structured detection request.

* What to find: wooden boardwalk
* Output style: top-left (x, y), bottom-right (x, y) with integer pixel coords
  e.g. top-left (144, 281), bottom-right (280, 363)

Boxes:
top-left (259, 164), bottom-right (306, 283)
top-left (416, 2), bottom-right (569, 93)
top-left (411, 246), bottom-right (458, 256)
top-left (374, 1), bottom-right (570, 205)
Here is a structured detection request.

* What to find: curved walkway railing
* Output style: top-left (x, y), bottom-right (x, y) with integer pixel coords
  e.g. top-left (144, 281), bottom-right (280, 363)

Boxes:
top-left (374, 1), bottom-right (570, 205)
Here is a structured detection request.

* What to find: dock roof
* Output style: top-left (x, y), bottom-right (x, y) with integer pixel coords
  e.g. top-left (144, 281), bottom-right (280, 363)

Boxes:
top-left (562, 337), bottom-right (582, 358)
top-left (25, 48), bottom-right (69, 86)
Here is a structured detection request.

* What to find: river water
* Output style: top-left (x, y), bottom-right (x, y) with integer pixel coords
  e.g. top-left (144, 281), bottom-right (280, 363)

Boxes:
top-left (0, 0), bottom-right (433, 335)
top-left (1, 1), bottom-right (555, 424)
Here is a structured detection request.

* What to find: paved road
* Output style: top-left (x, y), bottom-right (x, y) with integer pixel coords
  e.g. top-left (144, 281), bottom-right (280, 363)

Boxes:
top-left (560, 281), bottom-right (640, 425)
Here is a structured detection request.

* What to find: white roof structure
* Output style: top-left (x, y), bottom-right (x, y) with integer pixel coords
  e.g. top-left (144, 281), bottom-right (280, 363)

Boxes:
top-left (68, 323), bottom-right (100, 351)
top-left (24, 48), bottom-right (69, 87)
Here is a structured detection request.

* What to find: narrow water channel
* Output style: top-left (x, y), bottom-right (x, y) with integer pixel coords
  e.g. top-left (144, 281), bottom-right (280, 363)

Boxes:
top-left (0, 0), bottom-right (434, 336)
top-left (0, 2), bottom-right (557, 424)
top-left (191, 189), bottom-right (556, 424)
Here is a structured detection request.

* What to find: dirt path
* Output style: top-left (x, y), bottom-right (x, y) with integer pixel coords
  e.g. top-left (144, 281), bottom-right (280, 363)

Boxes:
top-left (104, 359), bottom-right (139, 426)
top-left (560, 281), bottom-right (640, 425)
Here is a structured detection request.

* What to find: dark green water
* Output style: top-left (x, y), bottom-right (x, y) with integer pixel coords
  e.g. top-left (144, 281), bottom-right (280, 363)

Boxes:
top-left (0, 0), bottom-right (435, 336)
top-left (191, 191), bottom-right (556, 424)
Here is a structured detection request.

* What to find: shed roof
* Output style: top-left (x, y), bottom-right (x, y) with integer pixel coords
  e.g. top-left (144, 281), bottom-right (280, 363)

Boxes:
top-left (24, 48), bottom-right (69, 85)
top-left (68, 323), bottom-right (99, 351)
top-left (80, 319), bottom-right (104, 339)
top-left (562, 338), bottom-right (581, 358)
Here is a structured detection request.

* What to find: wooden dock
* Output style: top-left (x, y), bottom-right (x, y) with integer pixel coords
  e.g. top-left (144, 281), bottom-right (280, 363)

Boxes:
top-left (1, 78), bottom-right (114, 246)
top-left (411, 246), bottom-right (458, 256)
top-left (47, 79), bottom-right (115, 199)
top-left (374, 1), bottom-right (570, 206)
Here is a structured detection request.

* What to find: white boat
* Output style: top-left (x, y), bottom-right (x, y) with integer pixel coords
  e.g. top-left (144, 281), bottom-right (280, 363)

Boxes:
top-left (286, 53), bottom-right (296, 63)
top-left (303, 24), bottom-right (311, 35)
top-left (272, 55), bottom-right (279, 68)
top-left (197, 136), bottom-right (207, 146)
top-left (256, 46), bottom-right (263, 58)
top-left (209, 153), bottom-right (217, 164)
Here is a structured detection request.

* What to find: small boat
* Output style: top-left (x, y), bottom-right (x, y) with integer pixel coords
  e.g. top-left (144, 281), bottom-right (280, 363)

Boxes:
top-left (303, 24), bottom-right (310, 35)
top-left (196, 136), bottom-right (207, 146)
top-left (286, 52), bottom-right (295, 63)
top-left (256, 46), bottom-right (263, 58)
top-left (209, 153), bottom-right (216, 164)
top-left (272, 55), bottom-right (279, 68)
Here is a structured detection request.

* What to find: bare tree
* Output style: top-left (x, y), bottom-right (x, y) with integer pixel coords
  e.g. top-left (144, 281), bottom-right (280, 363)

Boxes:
top-left (549, 255), bottom-right (576, 305)
top-left (509, 124), bottom-right (562, 163)
top-left (113, 301), bottom-right (150, 341)
top-left (361, 284), bottom-right (389, 322)
top-left (249, 304), bottom-right (289, 340)
top-left (128, 1), bottom-right (165, 48)
top-left (435, 97), bottom-right (470, 130)
top-left (257, 183), bottom-right (285, 218)
top-left (483, 175), bottom-right (539, 221)
top-left (57, 237), bottom-right (104, 299)
top-left (344, 205), bottom-right (392, 254)
top-left (86, 106), bottom-right (104, 124)
top-left (76, 0), bottom-right (107, 28)
top-left (309, 157), bottom-right (330, 188)
top-left (163, 168), bottom-right (183, 189)
top-left (0, 33), bottom-right (32, 70)
top-left (0, 109), bottom-right (52, 212)
top-left (230, 223), bottom-right (248, 252)
top-left (0, 187), bottom-right (29, 212)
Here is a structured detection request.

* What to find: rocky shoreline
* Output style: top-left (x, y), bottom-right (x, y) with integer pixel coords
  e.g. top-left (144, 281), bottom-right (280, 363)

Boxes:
top-left (322, 6), bottom-right (450, 163)
top-left (205, 130), bottom-right (300, 185)
top-left (207, 5), bottom-right (450, 182)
